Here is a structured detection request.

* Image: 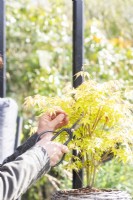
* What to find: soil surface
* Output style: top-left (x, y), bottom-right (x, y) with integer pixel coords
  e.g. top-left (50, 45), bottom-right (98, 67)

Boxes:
top-left (59, 186), bottom-right (116, 194)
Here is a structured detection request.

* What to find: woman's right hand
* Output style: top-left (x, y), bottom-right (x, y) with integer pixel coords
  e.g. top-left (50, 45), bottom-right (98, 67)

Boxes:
top-left (37, 139), bottom-right (69, 166)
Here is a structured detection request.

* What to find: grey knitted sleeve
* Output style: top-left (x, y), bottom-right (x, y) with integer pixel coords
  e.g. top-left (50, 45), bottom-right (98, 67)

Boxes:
top-left (2, 133), bottom-right (39, 165)
top-left (0, 145), bottom-right (50, 200)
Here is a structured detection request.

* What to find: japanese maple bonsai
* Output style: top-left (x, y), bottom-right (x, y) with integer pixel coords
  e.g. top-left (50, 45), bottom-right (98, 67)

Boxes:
top-left (24, 72), bottom-right (133, 199)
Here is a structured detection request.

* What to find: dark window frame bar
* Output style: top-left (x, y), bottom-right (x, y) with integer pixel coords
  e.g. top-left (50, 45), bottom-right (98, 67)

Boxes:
top-left (72, 0), bottom-right (84, 189)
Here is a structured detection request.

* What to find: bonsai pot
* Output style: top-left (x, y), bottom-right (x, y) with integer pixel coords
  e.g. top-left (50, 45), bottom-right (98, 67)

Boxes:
top-left (51, 187), bottom-right (132, 200)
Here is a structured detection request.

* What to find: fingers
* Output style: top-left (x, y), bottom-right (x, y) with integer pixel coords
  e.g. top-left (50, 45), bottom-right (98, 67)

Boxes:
top-left (60, 144), bottom-right (69, 153)
top-left (37, 139), bottom-right (69, 167)
top-left (51, 114), bottom-right (69, 130)
top-left (50, 155), bottom-right (60, 166)
top-left (49, 142), bottom-right (69, 154)
top-left (51, 114), bottom-right (65, 127)
top-left (50, 109), bottom-right (67, 120)
top-left (37, 108), bottom-right (69, 139)
top-left (50, 144), bottom-right (69, 166)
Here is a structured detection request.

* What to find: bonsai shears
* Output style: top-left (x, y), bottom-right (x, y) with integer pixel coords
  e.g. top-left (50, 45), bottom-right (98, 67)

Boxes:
top-left (36, 115), bottom-right (83, 166)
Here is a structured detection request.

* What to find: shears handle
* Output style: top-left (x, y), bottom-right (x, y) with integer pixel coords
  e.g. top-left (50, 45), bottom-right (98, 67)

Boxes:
top-left (51, 128), bottom-right (73, 166)
top-left (51, 128), bottom-right (73, 145)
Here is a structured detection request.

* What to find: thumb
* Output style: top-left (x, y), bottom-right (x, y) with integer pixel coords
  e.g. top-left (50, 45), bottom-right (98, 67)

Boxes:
top-left (51, 114), bottom-right (65, 128)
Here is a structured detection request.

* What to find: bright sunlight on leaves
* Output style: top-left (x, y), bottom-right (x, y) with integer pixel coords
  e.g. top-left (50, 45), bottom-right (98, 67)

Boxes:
top-left (24, 72), bottom-right (133, 187)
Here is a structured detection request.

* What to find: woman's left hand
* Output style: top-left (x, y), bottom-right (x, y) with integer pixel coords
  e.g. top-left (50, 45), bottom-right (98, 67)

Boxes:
top-left (37, 109), bottom-right (69, 141)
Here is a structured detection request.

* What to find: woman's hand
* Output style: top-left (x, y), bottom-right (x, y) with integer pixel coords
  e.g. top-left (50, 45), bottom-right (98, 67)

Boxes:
top-left (37, 109), bottom-right (69, 141)
top-left (37, 140), bottom-right (69, 166)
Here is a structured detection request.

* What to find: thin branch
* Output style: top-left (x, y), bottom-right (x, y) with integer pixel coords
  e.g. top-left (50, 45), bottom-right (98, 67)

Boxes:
top-left (91, 166), bottom-right (97, 187)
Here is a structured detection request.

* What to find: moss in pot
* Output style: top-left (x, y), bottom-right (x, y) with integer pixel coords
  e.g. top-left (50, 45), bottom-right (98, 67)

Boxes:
top-left (24, 72), bottom-right (133, 200)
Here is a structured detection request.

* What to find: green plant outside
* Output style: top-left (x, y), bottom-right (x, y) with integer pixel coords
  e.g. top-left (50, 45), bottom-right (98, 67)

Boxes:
top-left (24, 74), bottom-right (133, 187)
top-left (95, 159), bottom-right (133, 197)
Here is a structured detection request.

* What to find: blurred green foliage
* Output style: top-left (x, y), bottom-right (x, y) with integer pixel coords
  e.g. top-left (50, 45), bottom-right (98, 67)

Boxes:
top-left (95, 159), bottom-right (133, 197)
top-left (6, 0), bottom-right (72, 105)
top-left (6, 0), bottom-right (133, 199)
